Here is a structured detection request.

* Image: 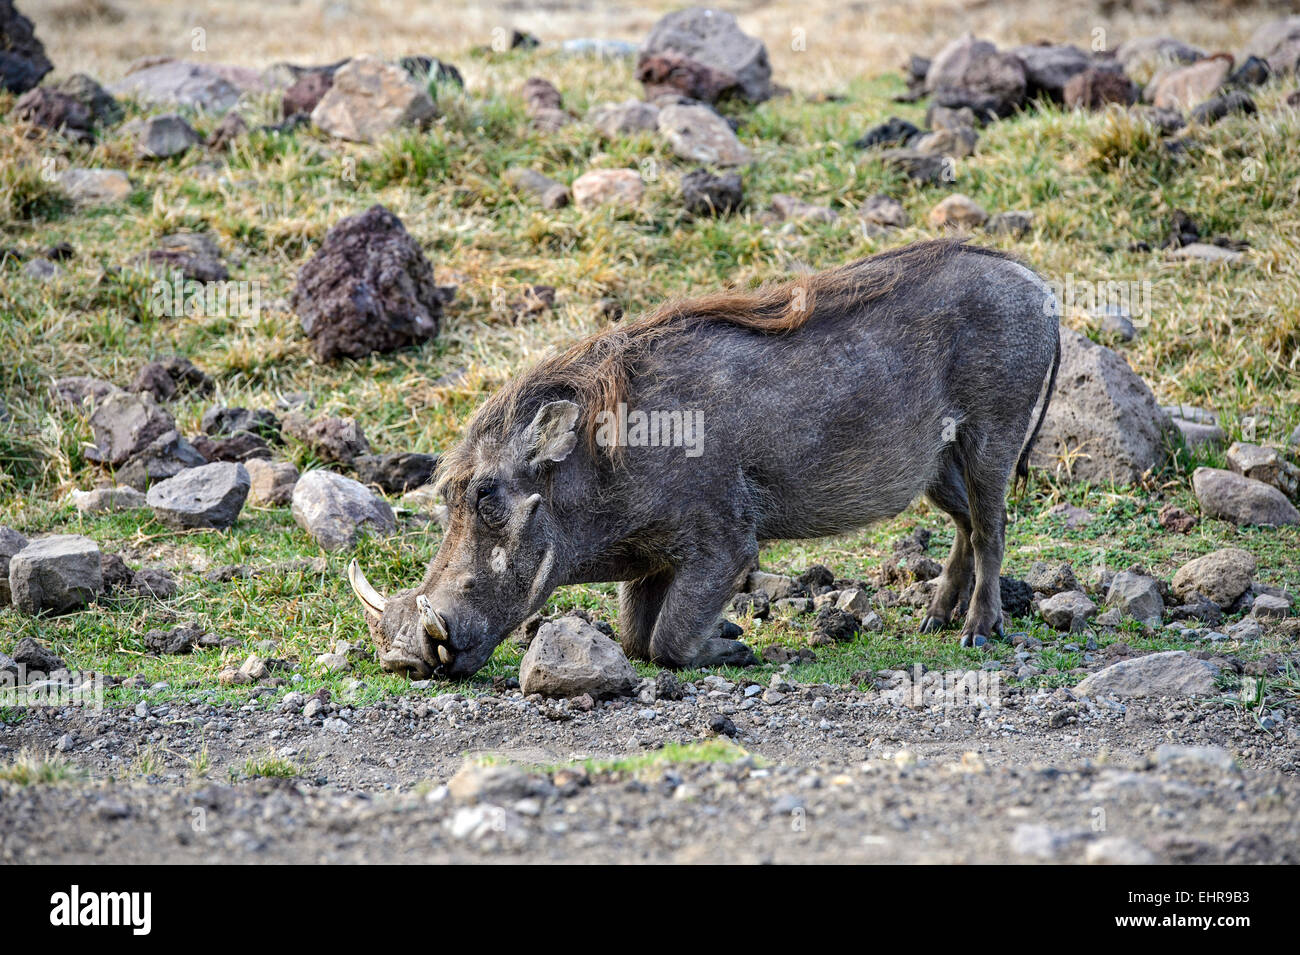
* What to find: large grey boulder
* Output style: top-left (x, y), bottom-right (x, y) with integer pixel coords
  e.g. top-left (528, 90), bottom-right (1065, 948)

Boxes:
top-left (1074, 651), bottom-right (1219, 698)
top-left (9, 535), bottom-right (103, 615)
top-left (1030, 327), bottom-right (1173, 485)
top-left (146, 462), bottom-right (250, 529)
top-left (1192, 467), bottom-right (1299, 526)
top-left (1171, 547), bottom-right (1255, 608)
top-left (0, 525), bottom-right (29, 605)
top-left (310, 56), bottom-right (436, 143)
top-left (519, 614), bottom-right (639, 699)
top-left (291, 469), bottom-right (396, 550)
top-left (642, 7), bottom-right (772, 103)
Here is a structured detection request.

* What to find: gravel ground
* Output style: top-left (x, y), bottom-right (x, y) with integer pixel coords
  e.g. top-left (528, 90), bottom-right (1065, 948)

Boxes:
top-left (3, 670), bottom-right (1298, 864)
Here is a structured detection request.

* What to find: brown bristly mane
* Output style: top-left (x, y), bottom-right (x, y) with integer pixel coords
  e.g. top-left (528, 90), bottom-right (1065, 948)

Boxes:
top-left (437, 240), bottom-right (1008, 492)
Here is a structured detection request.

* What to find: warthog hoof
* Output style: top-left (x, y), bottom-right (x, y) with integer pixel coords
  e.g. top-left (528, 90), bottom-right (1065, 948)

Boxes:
top-left (919, 615), bottom-right (949, 634)
top-left (959, 633), bottom-right (990, 649)
top-left (690, 637), bottom-right (757, 668)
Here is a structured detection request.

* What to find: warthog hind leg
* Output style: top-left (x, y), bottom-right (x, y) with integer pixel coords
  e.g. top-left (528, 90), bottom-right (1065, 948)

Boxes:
top-left (921, 457), bottom-right (976, 633)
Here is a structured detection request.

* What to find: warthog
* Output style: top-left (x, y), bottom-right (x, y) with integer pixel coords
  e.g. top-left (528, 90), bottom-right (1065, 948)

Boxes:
top-left (349, 240), bottom-right (1061, 678)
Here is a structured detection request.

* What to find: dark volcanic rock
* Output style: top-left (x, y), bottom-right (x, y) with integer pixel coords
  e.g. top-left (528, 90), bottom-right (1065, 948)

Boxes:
top-left (191, 432), bottom-right (272, 463)
top-left (86, 392), bottom-right (176, 466)
top-left (1191, 91), bottom-right (1256, 125)
top-left (11, 635), bottom-right (64, 673)
top-left (642, 7), bottom-right (771, 103)
top-left (354, 452), bottom-right (439, 494)
top-left (291, 205), bottom-right (454, 362)
top-left (129, 355), bottom-right (214, 402)
top-left (1010, 43), bottom-right (1093, 102)
top-left (11, 87), bottom-right (93, 142)
top-left (0, 0), bottom-right (53, 94)
top-left (135, 233), bottom-right (227, 283)
top-left (282, 70), bottom-right (333, 117)
top-left (57, 73), bottom-right (122, 126)
top-left (681, 168), bottom-right (743, 216)
top-left (201, 406), bottom-right (280, 440)
top-left (146, 462), bottom-right (250, 530)
top-left (853, 116), bottom-right (920, 149)
top-left (116, 431), bottom-right (207, 490)
top-left (1000, 576), bottom-right (1034, 618)
top-left (143, 624), bottom-right (213, 654)
top-left (811, 607), bottom-right (859, 644)
top-left (1063, 67), bottom-right (1139, 110)
top-left (205, 111), bottom-right (248, 150)
top-left (636, 50), bottom-right (738, 104)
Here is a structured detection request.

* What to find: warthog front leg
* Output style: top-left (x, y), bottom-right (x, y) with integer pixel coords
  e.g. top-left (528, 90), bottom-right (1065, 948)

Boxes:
top-left (618, 568), bottom-right (674, 662)
top-left (647, 537), bottom-right (757, 669)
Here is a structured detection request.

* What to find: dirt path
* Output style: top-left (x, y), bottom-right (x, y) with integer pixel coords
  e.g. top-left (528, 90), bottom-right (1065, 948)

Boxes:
top-left (3, 674), bottom-right (1297, 863)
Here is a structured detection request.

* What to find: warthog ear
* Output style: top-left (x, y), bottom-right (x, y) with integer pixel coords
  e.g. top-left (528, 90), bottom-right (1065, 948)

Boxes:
top-left (526, 400), bottom-right (580, 467)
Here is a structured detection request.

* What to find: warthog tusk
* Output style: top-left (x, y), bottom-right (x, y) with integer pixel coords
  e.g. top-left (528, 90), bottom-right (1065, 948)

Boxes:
top-left (416, 594), bottom-right (448, 640)
top-left (347, 560), bottom-right (387, 618)
top-left (438, 645), bottom-right (453, 666)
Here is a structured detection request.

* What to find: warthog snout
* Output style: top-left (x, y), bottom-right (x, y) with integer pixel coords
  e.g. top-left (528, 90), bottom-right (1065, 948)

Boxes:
top-left (347, 560), bottom-right (455, 677)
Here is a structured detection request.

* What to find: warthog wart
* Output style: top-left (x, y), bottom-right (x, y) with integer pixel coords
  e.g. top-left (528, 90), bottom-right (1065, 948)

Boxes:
top-left (349, 239), bottom-right (1061, 677)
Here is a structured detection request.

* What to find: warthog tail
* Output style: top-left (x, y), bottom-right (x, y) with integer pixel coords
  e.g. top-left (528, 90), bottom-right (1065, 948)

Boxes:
top-left (1014, 326), bottom-right (1061, 493)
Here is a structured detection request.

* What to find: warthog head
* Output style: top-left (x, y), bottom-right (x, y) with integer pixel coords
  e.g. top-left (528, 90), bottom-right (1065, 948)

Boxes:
top-left (348, 400), bottom-right (580, 679)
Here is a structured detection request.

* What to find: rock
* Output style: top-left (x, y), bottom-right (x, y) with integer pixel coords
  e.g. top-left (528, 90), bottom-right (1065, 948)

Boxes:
top-left (243, 458), bottom-right (299, 507)
top-left (0, 0), bottom-right (52, 93)
top-left (191, 432), bottom-right (272, 464)
top-left (238, 654), bottom-right (266, 681)
top-left (1047, 502), bottom-right (1093, 528)
top-left (1037, 590), bottom-right (1097, 632)
top-left (309, 56), bottom-right (436, 142)
top-left (811, 607), bottom-right (859, 644)
top-left (448, 762), bottom-right (551, 804)
top-left (11, 87), bottom-right (94, 142)
top-left (1157, 503), bottom-right (1198, 534)
top-left (139, 232), bottom-right (229, 284)
top-left (0, 525), bottom-right (29, 605)
top-left (1025, 561), bottom-right (1079, 596)
top-left (681, 168), bottom-right (743, 216)
top-left (1171, 415), bottom-right (1226, 450)
top-left (129, 113), bottom-right (200, 159)
top-left (146, 462), bottom-right (250, 530)
top-left (747, 570), bottom-right (795, 601)
top-left (635, 50), bottom-right (737, 103)
top-left (85, 392), bottom-right (176, 467)
top-left (1010, 43), bottom-right (1093, 102)
top-left (1074, 650), bottom-right (1219, 698)
top-left (642, 7), bottom-right (772, 103)
top-left (1225, 442), bottom-right (1298, 499)
top-left (116, 431), bottom-right (207, 490)
top-left (354, 452), bottom-right (438, 494)
top-left (57, 167), bottom-right (131, 205)
top-left (129, 354), bottom-right (215, 401)
top-left (1191, 90), bottom-right (1256, 125)
top-left (571, 168), bottom-right (644, 209)
top-left (1115, 36), bottom-right (1204, 78)
top-left (852, 116), bottom-right (919, 149)
top-left (657, 102), bottom-right (751, 167)
top-left (518, 614), bottom-right (639, 698)
top-left (315, 651), bottom-right (351, 673)
top-left (1085, 837), bottom-right (1157, 865)
top-left (928, 193), bottom-right (987, 230)
top-left (1010, 824), bottom-right (1086, 861)
top-left (202, 406), bottom-right (280, 441)
top-left (131, 567), bottom-right (177, 599)
top-left (1252, 594), bottom-right (1290, 621)
top-left (1063, 68), bottom-right (1138, 109)
top-left (1105, 571), bottom-right (1164, 628)
top-left (859, 194), bottom-right (908, 228)
top-left (1030, 327), bottom-right (1172, 485)
top-left (143, 624), bottom-right (210, 654)
top-left (1244, 16), bottom-right (1300, 75)
top-left (21, 258), bottom-right (61, 282)
top-left (51, 376), bottom-right (120, 410)
top-left (98, 552), bottom-right (133, 592)
top-left (1168, 592), bottom-right (1222, 626)
top-left (282, 71), bottom-right (332, 117)
top-left (56, 73), bottom-right (123, 126)
top-left (1192, 468), bottom-right (1299, 526)
top-left (912, 126), bottom-right (977, 158)
top-left (282, 412), bottom-right (369, 464)
top-left (1149, 55), bottom-right (1232, 109)
top-left (504, 167), bottom-right (570, 210)
top-left (111, 59), bottom-right (262, 113)
top-left (292, 205), bottom-right (453, 362)
top-left (1000, 576), bottom-right (1034, 617)
top-left (1155, 743), bottom-right (1237, 772)
top-left (589, 99), bottom-right (661, 141)
top-left (881, 149), bottom-right (953, 185)
top-left (1169, 243), bottom-right (1243, 264)
top-left (985, 210), bottom-right (1033, 239)
top-left (522, 77), bottom-right (570, 132)
top-left (9, 535), bottom-right (103, 615)
top-left (925, 34), bottom-right (1026, 118)
top-left (70, 485), bottom-right (147, 514)
top-left (1171, 548), bottom-right (1256, 607)
top-left (10, 636), bottom-right (64, 673)
top-left (291, 469), bottom-right (397, 550)
top-left (771, 194), bottom-right (837, 223)
top-left (836, 588), bottom-right (872, 617)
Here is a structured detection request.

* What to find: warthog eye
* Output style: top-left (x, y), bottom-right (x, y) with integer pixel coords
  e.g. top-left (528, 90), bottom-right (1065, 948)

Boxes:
top-left (475, 482), bottom-right (509, 530)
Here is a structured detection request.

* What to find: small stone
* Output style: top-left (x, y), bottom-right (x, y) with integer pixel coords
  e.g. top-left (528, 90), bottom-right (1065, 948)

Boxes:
top-left (504, 167), bottom-right (570, 210)
top-left (146, 462), bottom-right (250, 530)
top-left (928, 193), bottom-right (987, 230)
top-left (771, 194), bottom-right (837, 223)
top-left (1085, 837), bottom-right (1157, 865)
top-left (238, 654), bottom-right (267, 680)
top-left (571, 169), bottom-right (644, 209)
top-left (1154, 744), bottom-right (1236, 772)
top-left (57, 168), bottom-right (131, 206)
top-left (1171, 547), bottom-right (1256, 607)
top-left (746, 570), bottom-right (795, 601)
top-left (1037, 590), bottom-right (1097, 632)
top-left (315, 651), bottom-right (351, 673)
top-left (985, 210), bottom-right (1033, 238)
top-left (448, 761), bottom-right (550, 804)
top-left (1252, 594), bottom-right (1290, 621)
top-left (1193, 467), bottom-right (1298, 525)
top-left (1025, 561), bottom-right (1079, 596)
top-left (657, 102), bottom-right (751, 166)
top-left (1074, 650), bottom-right (1219, 698)
top-left (1157, 503), bottom-right (1198, 533)
top-left (310, 56), bottom-right (436, 143)
top-left (681, 168), bottom-right (743, 216)
top-left (10, 636), bottom-right (64, 674)
top-left (243, 458), bottom-right (299, 507)
top-left (836, 588), bottom-right (872, 616)
top-left (281, 412), bottom-right (369, 465)
top-left (130, 113), bottom-right (200, 159)
top-left (1170, 243), bottom-right (1243, 264)
top-left (1063, 68), bottom-right (1138, 110)
top-left (588, 99), bottom-right (660, 138)
top-left (859, 194), bottom-right (908, 228)
top-left (353, 452), bottom-right (439, 494)
top-left (1105, 571), bottom-right (1164, 628)
top-left (1225, 442), bottom-right (1299, 499)
top-left (519, 614), bottom-right (638, 699)
top-left (0, 526), bottom-right (30, 605)
top-left (811, 606), bottom-right (859, 644)
top-left (69, 486), bottom-right (147, 514)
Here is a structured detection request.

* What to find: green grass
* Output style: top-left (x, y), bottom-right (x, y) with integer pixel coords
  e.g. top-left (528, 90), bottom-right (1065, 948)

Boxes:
top-left (0, 748), bottom-right (80, 786)
top-left (1, 53), bottom-right (1298, 708)
top-left (239, 752), bottom-right (303, 780)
